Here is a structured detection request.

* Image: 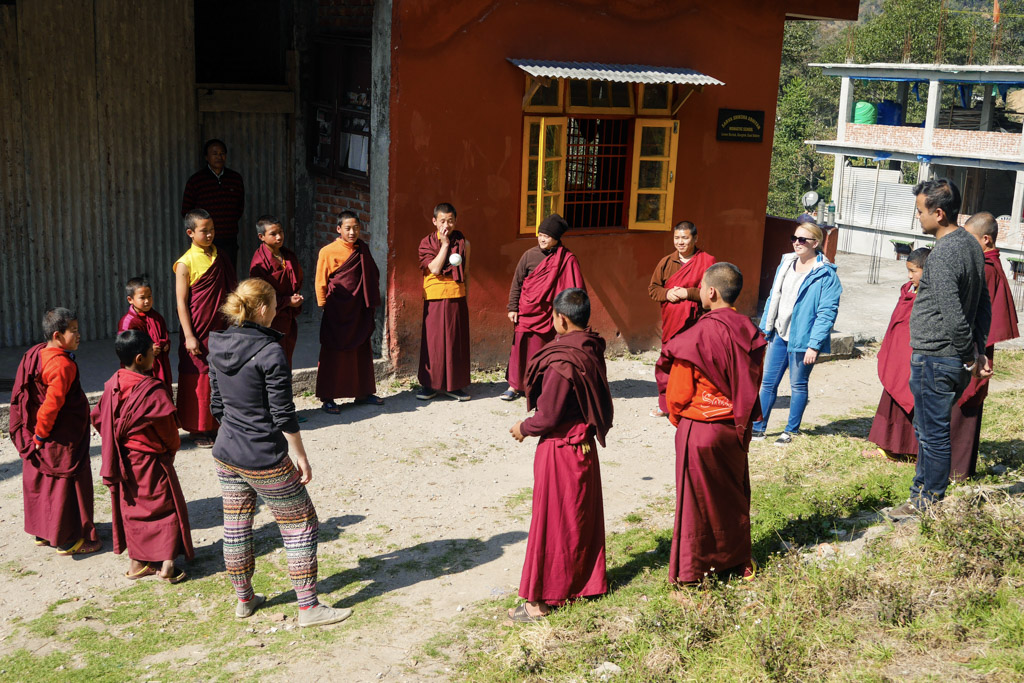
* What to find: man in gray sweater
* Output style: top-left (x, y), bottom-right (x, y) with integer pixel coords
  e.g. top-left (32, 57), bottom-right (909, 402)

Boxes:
top-left (890, 179), bottom-right (991, 519)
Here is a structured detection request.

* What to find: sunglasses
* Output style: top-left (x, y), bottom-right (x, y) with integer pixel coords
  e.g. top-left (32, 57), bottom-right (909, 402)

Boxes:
top-left (790, 236), bottom-right (818, 245)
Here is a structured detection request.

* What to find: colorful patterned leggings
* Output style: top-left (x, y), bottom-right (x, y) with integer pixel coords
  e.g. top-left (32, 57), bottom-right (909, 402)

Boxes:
top-left (215, 458), bottom-right (320, 608)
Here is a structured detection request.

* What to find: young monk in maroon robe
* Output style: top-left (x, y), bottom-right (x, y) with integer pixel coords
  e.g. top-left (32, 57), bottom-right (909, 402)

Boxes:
top-left (174, 209), bottom-right (238, 448)
top-left (92, 329), bottom-right (193, 582)
top-left (250, 215), bottom-right (304, 367)
top-left (658, 263), bottom-right (766, 586)
top-left (509, 288), bottom-right (613, 622)
top-left (502, 214), bottom-right (586, 401)
top-left (950, 213), bottom-right (1020, 479)
top-left (119, 275), bottom-right (173, 391)
top-left (648, 221), bottom-right (716, 418)
top-left (867, 248), bottom-right (930, 462)
top-left (417, 202), bottom-right (471, 401)
top-left (9, 308), bottom-right (100, 555)
top-left (315, 210), bottom-right (382, 412)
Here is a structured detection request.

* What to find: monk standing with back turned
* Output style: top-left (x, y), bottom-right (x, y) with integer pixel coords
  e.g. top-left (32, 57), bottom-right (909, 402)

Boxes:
top-left (659, 263), bottom-right (765, 586)
top-left (509, 288), bottom-right (613, 622)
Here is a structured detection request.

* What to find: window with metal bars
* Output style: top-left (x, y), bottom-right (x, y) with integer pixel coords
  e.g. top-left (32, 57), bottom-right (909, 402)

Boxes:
top-left (563, 118), bottom-right (630, 230)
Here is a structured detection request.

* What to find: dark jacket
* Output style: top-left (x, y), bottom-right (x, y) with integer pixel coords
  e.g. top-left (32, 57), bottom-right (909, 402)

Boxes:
top-left (208, 322), bottom-right (299, 470)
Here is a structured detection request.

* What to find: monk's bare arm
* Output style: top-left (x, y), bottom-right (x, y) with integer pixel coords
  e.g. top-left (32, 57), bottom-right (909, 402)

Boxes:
top-left (174, 263), bottom-right (199, 355)
top-left (426, 235), bottom-right (450, 275)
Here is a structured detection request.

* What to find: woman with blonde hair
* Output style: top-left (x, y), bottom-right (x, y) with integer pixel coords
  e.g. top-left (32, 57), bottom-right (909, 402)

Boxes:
top-left (753, 223), bottom-right (843, 445)
top-left (208, 278), bottom-right (350, 627)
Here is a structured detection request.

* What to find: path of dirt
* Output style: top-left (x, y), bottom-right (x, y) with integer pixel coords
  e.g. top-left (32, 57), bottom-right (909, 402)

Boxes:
top-left (0, 351), bottom-right (1017, 681)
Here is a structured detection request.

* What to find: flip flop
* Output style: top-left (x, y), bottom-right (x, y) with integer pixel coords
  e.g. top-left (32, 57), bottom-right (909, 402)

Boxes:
top-left (322, 402), bottom-right (342, 415)
top-left (354, 395), bottom-right (384, 406)
top-left (34, 537), bottom-right (50, 547)
top-left (508, 603), bottom-right (546, 623)
top-left (56, 538), bottom-right (102, 556)
top-left (193, 436), bottom-right (215, 449)
top-left (161, 569), bottom-right (187, 584)
top-left (650, 408), bottom-right (668, 418)
top-left (126, 564), bottom-right (157, 580)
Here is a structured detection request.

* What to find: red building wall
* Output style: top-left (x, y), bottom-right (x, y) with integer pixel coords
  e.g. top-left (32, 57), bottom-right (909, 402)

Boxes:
top-left (384, 0), bottom-right (856, 372)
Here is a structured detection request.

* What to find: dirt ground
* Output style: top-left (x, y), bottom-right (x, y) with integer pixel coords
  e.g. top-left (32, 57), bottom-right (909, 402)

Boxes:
top-left (0, 350), bottom-right (1017, 681)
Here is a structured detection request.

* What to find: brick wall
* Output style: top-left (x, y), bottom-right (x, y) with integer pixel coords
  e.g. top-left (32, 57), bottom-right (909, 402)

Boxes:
top-left (314, 176), bottom-right (372, 248)
top-left (844, 123), bottom-right (924, 150)
top-left (844, 123), bottom-right (1022, 159)
top-left (317, 0), bottom-right (373, 31)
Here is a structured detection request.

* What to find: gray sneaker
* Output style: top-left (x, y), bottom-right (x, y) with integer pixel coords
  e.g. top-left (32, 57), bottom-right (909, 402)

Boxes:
top-left (774, 432), bottom-right (795, 446)
top-left (298, 604), bottom-right (353, 628)
top-left (444, 389), bottom-right (471, 402)
top-left (235, 593), bottom-right (266, 619)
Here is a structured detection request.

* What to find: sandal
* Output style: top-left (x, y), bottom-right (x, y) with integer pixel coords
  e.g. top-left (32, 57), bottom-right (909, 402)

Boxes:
top-left (354, 395), bottom-right (384, 406)
top-left (161, 569), bottom-right (187, 584)
top-left (193, 435), bottom-right (215, 449)
top-left (56, 538), bottom-right (102, 556)
top-left (508, 603), bottom-right (546, 623)
top-left (322, 402), bottom-right (342, 415)
top-left (650, 408), bottom-right (668, 418)
top-left (34, 537), bottom-right (50, 547)
top-left (126, 564), bottom-right (158, 580)
top-left (500, 389), bottom-right (522, 401)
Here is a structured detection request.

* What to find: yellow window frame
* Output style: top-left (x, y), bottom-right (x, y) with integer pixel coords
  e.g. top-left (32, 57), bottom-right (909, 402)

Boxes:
top-left (565, 79), bottom-right (635, 115)
top-left (628, 118), bottom-right (679, 231)
top-left (522, 75), bottom-right (564, 113)
top-left (520, 116), bottom-right (568, 234)
top-left (637, 83), bottom-right (674, 116)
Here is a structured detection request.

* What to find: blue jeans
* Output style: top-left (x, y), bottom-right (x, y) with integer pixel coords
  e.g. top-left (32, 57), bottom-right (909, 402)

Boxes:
top-left (909, 354), bottom-right (970, 508)
top-left (752, 333), bottom-right (815, 434)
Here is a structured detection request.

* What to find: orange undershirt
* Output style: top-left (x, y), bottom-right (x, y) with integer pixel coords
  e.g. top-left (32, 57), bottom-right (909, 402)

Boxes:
top-left (666, 359), bottom-right (734, 426)
top-left (315, 239), bottom-right (356, 307)
top-left (35, 347), bottom-right (78, 439)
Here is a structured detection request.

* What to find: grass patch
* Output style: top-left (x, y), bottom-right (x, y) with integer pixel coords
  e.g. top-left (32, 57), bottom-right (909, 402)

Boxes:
top-left (421, 389), bottom-right (1024, 681)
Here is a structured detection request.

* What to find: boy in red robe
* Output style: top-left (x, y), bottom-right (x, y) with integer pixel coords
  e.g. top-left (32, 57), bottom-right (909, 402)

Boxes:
top-left (119, 275), bottom-right (173, 391)
top-left (659, 263), bottom-right (766, 586)
top-left (315, 210), bottom-right (382, 412)
top-left (502, 214), bottom-right (586, 401)
top-left (648, 221), bottom-right (716, 418)
top-left (417, 202), bottom-right (471, 401)
top-left (174, 209), bottom-right (238, 448)
top-left (951, 213), bottom-right (1020, 479)
top-left (249, 215), bottom-right (304, 367)
top-left (91, 329), bottom-right (193, 582)
top-left (509, 288), bottom-right (613, 622)
top-left (867, 248), bottom-right (931, 462)
top-left (9, 308), bottom-right (100, 555)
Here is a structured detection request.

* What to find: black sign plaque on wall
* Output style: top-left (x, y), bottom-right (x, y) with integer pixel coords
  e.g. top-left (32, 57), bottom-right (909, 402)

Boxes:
top-left (716, 109), bottom-right (765, 142)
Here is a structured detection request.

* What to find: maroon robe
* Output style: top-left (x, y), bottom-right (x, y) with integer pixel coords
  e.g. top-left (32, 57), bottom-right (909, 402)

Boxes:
top-left (250, 243), bottom-right (304, 367)
top-left (92, 370), bottom-right (194, 562)
top-left (507, 246), bottom-right (586, 391)
top-left (950, 250), bottom-right (1019, 479)
top-left (316, 240), bottom-right (380, 400)
top-left (654, 250), bottom-right (716, 413)
top-left (659, 307), bottom-right (766, 583)
top-left (418, 230), bottom-right (471, 392)
top-left (868, 282), bottom-right (918, 455)
top-left (119, 307), bottom-right (173, 391)
top-left (519, 329), bottom-right (613, 605)
top-left (9, 344), bottom-right (98, 548)
top-left (177, 255), bottom-right (237, 433)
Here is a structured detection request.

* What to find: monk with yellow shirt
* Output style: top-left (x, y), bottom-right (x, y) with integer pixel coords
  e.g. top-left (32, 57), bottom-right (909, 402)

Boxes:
top-left (174, 209), bottom-right (237, 448)
top-left (416, 202), bottom-right (471, 401)
top-left (658, 263), bottom-right (766, 587)
top-left (315, 210), bottom-right (382, 413)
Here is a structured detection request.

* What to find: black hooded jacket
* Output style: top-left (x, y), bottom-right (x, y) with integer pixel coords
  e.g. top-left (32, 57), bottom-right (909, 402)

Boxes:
top-left (208, 322), bottom-right (299, 470)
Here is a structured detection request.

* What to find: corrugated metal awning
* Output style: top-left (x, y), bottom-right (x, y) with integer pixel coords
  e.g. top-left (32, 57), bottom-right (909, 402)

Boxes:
top-left (509, 59), bottom-right (724, 87)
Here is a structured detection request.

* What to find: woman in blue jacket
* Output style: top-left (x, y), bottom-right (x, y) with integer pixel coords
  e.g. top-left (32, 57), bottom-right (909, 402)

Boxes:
top-left (754, 223), bottom-right (842, 444)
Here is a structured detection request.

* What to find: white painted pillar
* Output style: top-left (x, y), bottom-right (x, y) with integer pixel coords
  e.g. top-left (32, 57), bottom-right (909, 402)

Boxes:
top-left (981, 85), bottom-right (994, 131)
top-left (923, 79), bottom-right (942, 152)
top-left (837, 76), bottom-right (854, 142)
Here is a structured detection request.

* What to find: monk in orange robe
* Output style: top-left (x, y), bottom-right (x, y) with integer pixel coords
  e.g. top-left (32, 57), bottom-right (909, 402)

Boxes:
top-left (315, 210), bottom-right (381, 412)
top-left (659, 263), bottom-right (765, 585)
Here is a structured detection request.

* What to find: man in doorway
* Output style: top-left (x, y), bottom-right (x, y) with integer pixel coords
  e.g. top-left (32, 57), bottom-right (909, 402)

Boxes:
top-left (181, 138), bottom-right (245, 274)
top-left (888, 178), bottom-right (990, 519)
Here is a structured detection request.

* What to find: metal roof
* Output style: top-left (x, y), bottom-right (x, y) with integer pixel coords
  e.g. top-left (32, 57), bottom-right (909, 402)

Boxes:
top-left (810, 62), bottom-right (1024, 84)
top-left (509, 59), bottom-right (724, 86)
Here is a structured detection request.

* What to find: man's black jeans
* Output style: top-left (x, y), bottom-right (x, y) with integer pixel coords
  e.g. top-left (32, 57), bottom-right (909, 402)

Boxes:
top-left (909, 353), bottom-right (971, 508)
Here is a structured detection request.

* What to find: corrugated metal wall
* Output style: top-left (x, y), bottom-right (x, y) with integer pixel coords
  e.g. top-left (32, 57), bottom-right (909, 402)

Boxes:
top-left (200, 112), bottom-right (294, 269)
top-left (0, 0), bottom-right (197, 347)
